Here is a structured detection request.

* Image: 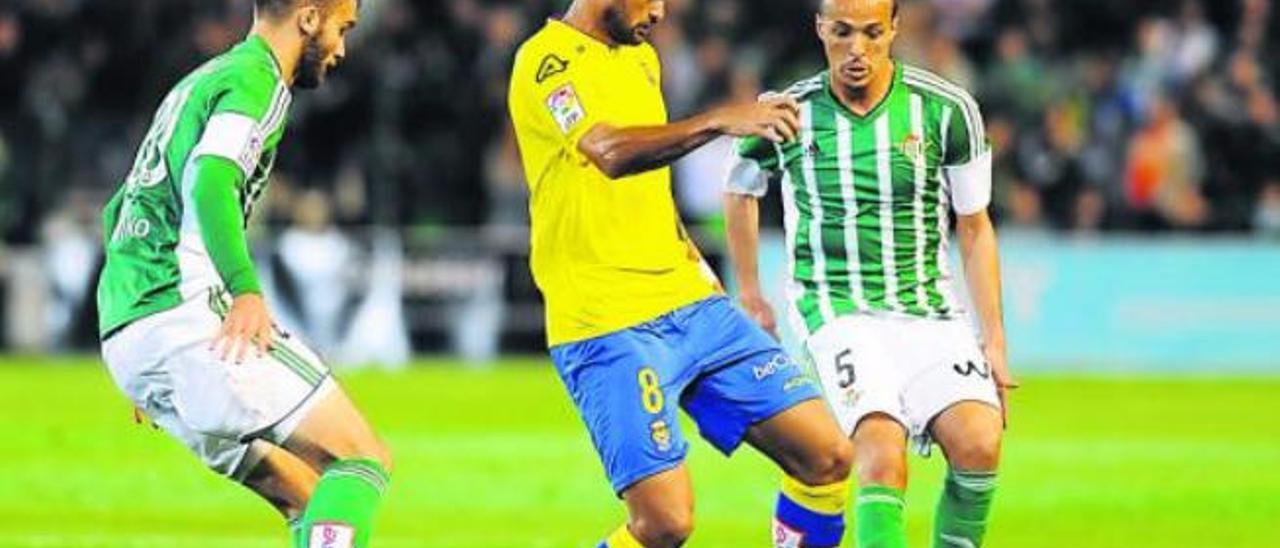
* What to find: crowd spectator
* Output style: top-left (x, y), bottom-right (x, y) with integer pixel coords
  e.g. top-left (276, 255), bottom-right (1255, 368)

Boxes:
top-left (0, 0), bottom-right (1278, 241)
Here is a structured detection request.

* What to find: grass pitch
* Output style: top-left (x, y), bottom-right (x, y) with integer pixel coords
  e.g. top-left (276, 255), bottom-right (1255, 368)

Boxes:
top-left (0, 356), bottom-right (1277, 547)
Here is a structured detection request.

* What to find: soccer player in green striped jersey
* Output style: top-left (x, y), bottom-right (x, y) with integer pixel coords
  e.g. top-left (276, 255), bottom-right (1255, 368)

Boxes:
top-left (724, 0), bottom-right (1018, 546)
top-left (97, 1), bottom-right (391, 546)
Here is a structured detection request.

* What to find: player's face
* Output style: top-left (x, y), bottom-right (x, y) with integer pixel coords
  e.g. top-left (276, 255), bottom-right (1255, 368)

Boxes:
top-left (296, 0), bottom-right (359, 89)
top-left (817, 0), bottom-right (897, 92)
top-left (604, 0), bottom-right (665, 45)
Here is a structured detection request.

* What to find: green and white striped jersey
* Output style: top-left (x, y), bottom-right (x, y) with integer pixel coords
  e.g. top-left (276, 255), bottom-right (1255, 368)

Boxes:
top-left (97, 36), bottom-right (292, 336)
top-left (727, 63), bottom-right (991, 335)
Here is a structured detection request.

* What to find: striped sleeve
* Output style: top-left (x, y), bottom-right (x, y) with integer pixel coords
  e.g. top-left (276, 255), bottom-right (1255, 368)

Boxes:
top-left (903, 67), bottom-right (986, 166)
top-left (192, 69), bottom-right (290, 181)
top-left (940, 86), bottom-right (986, 167)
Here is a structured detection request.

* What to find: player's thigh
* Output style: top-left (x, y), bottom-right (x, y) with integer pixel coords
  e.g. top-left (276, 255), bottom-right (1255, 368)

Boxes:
top-left (743, 397), bottom-right (853, 485)
top-left (282, 382), bottom-right (392, 473)
top-left (900, 318), bottom-right (1001, 459)
top-left (805, 314), bottom-right (910, 436)
top-left (550, 329), bottom-right (691, 495)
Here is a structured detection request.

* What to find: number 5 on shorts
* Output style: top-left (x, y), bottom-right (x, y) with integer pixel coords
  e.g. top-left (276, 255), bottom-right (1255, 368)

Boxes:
top-left (638, 367), bottom-right (664, 413)
top-left (835, 349), bottom-right (856, 388)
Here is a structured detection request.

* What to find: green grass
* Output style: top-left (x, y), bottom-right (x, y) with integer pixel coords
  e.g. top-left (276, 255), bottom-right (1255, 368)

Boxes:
top-left (1, 356), bottom-right (1278, 547)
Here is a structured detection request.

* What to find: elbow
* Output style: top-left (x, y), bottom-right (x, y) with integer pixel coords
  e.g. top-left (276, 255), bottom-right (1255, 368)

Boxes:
top-left (578, 127), bottom-right (636, 179)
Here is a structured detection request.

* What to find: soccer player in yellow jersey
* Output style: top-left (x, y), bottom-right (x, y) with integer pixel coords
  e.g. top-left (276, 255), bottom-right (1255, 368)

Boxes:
top-left (509, 1), bottom-right (855, 547)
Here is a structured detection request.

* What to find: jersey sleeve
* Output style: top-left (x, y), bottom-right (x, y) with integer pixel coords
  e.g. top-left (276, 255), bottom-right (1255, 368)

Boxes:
top-left (724, 135), bottom-right (782, 197)
top-left (509, 44), bottom-right (603, 154)
top-left (189, 155), bottom-right (260, 296)
top-left (191, 68), bottom-right (287, 181)
top-left (941, 92), bottom-right (993, 215)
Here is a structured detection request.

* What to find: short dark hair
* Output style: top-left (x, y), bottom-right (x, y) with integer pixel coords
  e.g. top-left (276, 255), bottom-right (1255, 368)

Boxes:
top-left (815, 0), bottom-right (900, 19)
top-left (254, 0), bottom-right (351, 19)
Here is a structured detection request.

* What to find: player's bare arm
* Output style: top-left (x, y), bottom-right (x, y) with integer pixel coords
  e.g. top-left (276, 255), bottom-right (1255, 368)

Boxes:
top-left (956, 209), bottom-right (1018, 422)
top-left (723, 193), bottom-right (776, 335)
top-left (577, 95), bottom-right (800, 179)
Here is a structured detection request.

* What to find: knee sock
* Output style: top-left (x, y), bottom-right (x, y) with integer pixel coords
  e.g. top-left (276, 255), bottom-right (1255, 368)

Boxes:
top-left (855, 484), bottom-right (907, 548)
top-left (297, 458), bottom-right (390, 548)
top-left (933, 468), bottom-right (997, 547)
top-left (773, 474), bottom-right (850, 547)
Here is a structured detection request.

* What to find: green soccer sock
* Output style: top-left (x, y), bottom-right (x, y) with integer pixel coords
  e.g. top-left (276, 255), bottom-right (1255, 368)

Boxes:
top-left (297, 458), bottom-right (390, 548)
top-left (855, 484), bottom-right (907, 548)
top-left (933, 468), bottom-right (997, 547)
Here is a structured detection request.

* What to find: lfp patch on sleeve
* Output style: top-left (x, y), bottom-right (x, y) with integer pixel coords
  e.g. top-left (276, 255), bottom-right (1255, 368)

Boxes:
top-left (545, 83), bottom-right (586, 135)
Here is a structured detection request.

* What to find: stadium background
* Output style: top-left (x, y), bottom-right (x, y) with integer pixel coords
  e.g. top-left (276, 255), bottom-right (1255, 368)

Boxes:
top-left (1, 0), bottom-right (1277, 546)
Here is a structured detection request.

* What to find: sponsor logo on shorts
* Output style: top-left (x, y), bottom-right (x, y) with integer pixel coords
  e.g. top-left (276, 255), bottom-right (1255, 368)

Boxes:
top-left (952, 360), bottom-right (991, 379)
top-left (753, 354), bottom-right (793, 380)
top-left (308, 522), bottom-right (354, 548)
top-left (772, 518), bottom-right (805, 548)
top-left (650, 418), bottom-right (672, 452)
top-left (782, 375), bottom-right (815, 392)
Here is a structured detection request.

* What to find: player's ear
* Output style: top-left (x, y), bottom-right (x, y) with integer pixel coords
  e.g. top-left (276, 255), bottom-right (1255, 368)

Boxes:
top-left (297, 4), bottom-right (322, 37)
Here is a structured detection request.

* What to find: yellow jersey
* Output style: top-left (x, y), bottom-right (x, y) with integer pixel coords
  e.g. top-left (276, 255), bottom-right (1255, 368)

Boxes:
top-left (508, 20), bottom-right (718, 346)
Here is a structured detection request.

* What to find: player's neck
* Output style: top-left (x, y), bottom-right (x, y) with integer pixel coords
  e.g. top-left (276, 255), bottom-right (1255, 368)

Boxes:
top-left (249, 22), bottom-right (301, 86)
top-left (831, 60), bottom-right (895, 116)
top-left (562, 2), bottom-right (617, 47)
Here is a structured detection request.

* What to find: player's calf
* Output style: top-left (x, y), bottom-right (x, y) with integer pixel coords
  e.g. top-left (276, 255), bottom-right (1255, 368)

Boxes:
top-left (851, 414), bottom-right (910, 548)
top-left (610, 466), bottom-right (695, 548)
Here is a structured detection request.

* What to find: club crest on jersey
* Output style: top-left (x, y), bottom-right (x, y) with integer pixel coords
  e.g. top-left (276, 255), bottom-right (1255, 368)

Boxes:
top-left (308, 522), bottom-right (354, 548)
top-left (546, 83), bottom-right (586, 134)
top-left (899, 133), bottom-right (931, 162)
top-left (536, 54), bottom-right (569, 83)
top-left (650, 418), bottom-right (672, 452)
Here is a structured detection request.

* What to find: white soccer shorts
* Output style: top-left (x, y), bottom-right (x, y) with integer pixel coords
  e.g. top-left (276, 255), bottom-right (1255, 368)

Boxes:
top-left (102, 288), bottom-right (335, 480)
top-left (805, 312), bottom-right (1000, 454)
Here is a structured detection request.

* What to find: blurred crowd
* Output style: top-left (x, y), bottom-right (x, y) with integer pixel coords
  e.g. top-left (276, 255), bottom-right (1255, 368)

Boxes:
top-left (3, 0), bottom-right (1280, 246)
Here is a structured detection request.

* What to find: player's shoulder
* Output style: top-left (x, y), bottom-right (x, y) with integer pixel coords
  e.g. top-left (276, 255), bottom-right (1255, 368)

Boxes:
top-left (772, 72), bottom-right (826, 102)
top-left (899, 63), bottom-right (979, 110)
top-left (512, 22), bottom-right (576, 90)
top-left (193, 43), bottom-right (282, 102)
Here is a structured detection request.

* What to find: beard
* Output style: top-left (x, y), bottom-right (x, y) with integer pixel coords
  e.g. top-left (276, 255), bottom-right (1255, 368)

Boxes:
top-left (294, 34), bottom-right (328, 89)
top-left (603, 4), bottom-right (644, 45)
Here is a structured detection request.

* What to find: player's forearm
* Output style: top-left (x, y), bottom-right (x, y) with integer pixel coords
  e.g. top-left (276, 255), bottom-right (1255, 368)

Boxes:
top-left (957, 211), bottom-right (1006, 349)
top-left (190, 156), bottom-right (261, 296)
top-left (577, 113), bottom-right (720, 179)
top-left (724, 194), bottom-right (765, 297)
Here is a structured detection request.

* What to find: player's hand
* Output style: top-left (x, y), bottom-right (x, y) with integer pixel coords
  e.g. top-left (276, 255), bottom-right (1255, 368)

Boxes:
top-left (984, 340), bottom-right (1019, 427)
top-left (211, 293), bottom-right (274, 364)
top-left (712, 95), bottom-right (801, 144)
top-left (739, 290), bottom-right (778, 338)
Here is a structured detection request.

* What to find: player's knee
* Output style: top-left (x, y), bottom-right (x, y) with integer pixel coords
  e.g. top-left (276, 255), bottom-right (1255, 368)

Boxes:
top-left (360, 438), bottom-right (394, 475)
top-left (632, 505), bottom-right (694, 547)
top-left (855, 450), bottom-right (907, 488)
top-left (793, 436), bottom-right (854, 486)
top-left (946, 431), bottom-right (1001, 470)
